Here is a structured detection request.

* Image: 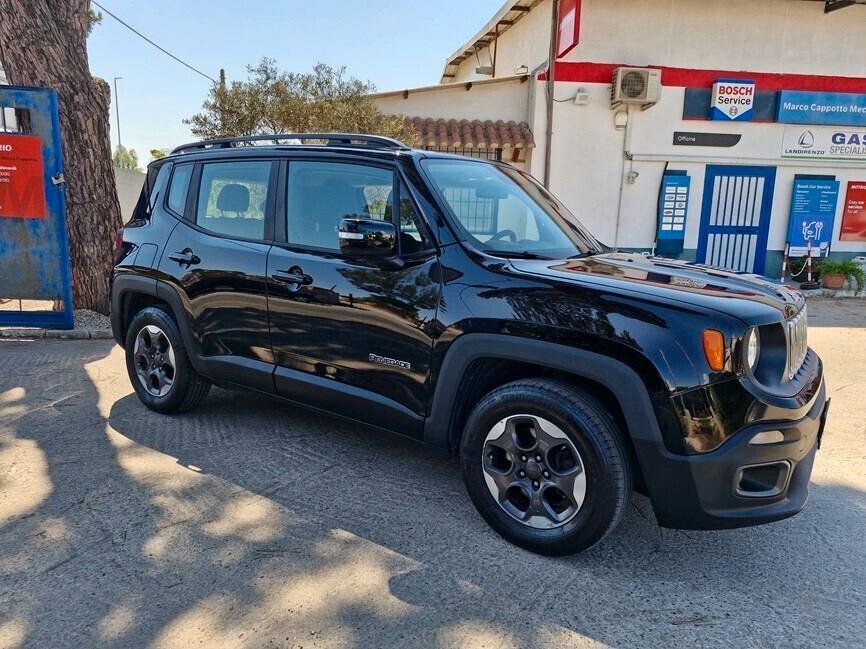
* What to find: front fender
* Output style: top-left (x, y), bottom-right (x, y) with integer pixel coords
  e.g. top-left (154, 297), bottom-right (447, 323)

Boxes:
top-left (423, 333), bottom-right (666, 450)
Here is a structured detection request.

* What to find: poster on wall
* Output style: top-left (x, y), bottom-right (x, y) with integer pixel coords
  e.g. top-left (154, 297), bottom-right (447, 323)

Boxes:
top-left (656, 173), bottom-right (690, 256)
top-left (0, 134), bottom-right (47, 219)
top-left (786, 177), bottom-right (839, 256)
top-left (841, 181), bottom-right (866, 242)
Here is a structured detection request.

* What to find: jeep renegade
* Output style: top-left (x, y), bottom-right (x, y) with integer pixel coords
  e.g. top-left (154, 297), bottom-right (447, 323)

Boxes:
top-left (110, 134), bottom-right (829, 556)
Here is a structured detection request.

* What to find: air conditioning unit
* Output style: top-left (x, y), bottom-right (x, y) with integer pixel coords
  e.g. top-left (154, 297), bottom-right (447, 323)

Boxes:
top-left (610, 67), bottom-right (662, 110)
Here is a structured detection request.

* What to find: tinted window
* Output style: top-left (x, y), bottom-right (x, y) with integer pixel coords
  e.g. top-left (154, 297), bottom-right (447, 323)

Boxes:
top-left (286, 161), bottom-right (393, 251)
top-left (196, 161), bottom-right (271, 240)
top-left (167, 164), bottom-right (192, 215)
top-left (422, 159), bottom-right (602, 259)
top-left (397, 180), bottom-right (433, 254)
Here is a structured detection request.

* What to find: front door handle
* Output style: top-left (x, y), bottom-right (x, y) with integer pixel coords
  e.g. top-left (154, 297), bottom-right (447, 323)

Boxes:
top-left (168, 249), bottom-right (200, 266)
top-left (272, 268), bottom-right (313, 286)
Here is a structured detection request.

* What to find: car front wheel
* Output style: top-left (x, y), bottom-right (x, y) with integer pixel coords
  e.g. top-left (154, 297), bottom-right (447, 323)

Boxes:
top-left (461, 378), bottom-right (632, 556)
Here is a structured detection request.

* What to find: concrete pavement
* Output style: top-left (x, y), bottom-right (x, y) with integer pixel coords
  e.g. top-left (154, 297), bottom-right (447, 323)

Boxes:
top-left (0, 299), bottom-right (864, 648)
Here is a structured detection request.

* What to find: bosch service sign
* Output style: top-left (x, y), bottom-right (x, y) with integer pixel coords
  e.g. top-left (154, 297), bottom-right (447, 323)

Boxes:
top-left (710, 79), bottom-right (755, 121)
top-left (0, 134), bottom-right (47, 219)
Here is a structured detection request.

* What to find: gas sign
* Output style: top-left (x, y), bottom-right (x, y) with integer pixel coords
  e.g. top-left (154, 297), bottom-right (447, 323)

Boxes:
top-left (710, 79), bottom-right (755, 121)
top-left (0, 134), bottom-right (47, 219)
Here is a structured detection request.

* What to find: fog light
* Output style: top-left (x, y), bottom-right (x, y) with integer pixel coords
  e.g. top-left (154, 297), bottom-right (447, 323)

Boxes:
top-left (749, 430), bottom-right (784, 445)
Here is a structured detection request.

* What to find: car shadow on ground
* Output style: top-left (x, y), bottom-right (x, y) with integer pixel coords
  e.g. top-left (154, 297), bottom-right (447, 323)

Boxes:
top-left (107, 386), bottom-right (866, 647)
top-left (1, 340), bottom-right (864, 648)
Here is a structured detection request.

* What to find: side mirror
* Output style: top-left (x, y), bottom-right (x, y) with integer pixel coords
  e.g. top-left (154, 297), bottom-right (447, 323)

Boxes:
top-left (338, 218), bottom-right (397, 257)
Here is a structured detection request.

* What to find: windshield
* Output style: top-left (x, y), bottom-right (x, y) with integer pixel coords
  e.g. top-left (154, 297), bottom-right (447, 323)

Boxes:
top-left (422, 158), bottom-right (603, 259)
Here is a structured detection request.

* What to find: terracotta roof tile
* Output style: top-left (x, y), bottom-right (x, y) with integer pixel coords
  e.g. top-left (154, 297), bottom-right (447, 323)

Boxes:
top-left (408, 117), bottom-right (534, 150)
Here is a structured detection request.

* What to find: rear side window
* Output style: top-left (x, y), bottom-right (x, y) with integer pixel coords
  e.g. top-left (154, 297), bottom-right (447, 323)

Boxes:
top-left (166, 164), bottom-right (192, 215)
top-left (196, 160), bottom-right (271, 240)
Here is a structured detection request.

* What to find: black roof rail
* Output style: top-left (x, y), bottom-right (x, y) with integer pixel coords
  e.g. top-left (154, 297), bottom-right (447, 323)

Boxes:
top-left (170, 133), bottom-right (410, 155)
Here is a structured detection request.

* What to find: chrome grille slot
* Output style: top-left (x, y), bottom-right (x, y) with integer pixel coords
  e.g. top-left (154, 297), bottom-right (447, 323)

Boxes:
top-left (785, 307), bottom-right (808, 380)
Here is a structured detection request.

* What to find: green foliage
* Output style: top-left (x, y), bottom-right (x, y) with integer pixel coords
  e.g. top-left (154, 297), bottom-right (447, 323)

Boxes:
top-left (87, 9), bottom-right (102, 36)
top-left (816, 258), bottom-right (866, 293)
top-left (185, 59), bottom-right (416, 145)
top-left (112, 145), bottom-right (140, 171)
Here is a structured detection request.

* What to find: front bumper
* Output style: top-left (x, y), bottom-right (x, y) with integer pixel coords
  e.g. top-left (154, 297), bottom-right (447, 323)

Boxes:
top-left (636, 376), bottom-right (828, 530)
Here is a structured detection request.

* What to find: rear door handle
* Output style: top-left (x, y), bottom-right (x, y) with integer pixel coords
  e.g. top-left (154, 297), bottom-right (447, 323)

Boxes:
top-left (168, 249), bottom-right (200, 266)
top-left (272, 269), bottom-right (313, 286)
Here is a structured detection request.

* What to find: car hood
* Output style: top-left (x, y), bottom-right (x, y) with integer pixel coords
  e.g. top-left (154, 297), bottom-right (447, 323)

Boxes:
top-left (508, 253), bottom-right (805, 324)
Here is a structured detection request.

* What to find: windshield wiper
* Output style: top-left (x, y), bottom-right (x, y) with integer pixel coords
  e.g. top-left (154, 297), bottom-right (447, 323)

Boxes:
top-left (481, 250), bottom-right (555, 260)
top-left (567, 250), bottom-right (601, 259)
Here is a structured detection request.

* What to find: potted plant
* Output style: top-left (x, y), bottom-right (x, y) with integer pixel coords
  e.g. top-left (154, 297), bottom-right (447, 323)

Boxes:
top-left (816, 258), bottom-right (866, 293)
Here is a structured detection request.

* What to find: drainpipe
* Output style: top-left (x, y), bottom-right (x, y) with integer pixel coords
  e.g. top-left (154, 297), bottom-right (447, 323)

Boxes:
top-left (543, 0), bottom-right (559, 188)
top-left (613, 106), bottom-right (632, 250)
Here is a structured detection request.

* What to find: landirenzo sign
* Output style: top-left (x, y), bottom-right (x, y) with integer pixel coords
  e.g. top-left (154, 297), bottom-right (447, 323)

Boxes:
top-left (782, 127), bottom-right (866, 162)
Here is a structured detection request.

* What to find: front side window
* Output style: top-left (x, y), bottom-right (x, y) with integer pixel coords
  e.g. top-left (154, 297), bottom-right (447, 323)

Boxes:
top-left (422, 159), bottom-right (602, 259)
top-left (196, 160), bottom-right (271, 240)
top-left (286, 161), bottom-right (393, 251)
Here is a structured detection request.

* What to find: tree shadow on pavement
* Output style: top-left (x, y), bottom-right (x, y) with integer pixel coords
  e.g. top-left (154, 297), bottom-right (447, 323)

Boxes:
top-left (1, 338), bottom-right (864, 648)
top-left (108, 385), bottom-right (866, 648)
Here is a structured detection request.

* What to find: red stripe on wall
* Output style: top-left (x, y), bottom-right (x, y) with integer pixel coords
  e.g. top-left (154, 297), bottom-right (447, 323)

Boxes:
top-left (541, 61), bottom-right (866, 93)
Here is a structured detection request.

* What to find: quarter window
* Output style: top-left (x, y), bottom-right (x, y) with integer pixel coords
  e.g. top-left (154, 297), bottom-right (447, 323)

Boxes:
top-left (196, 160), bottom-right (271, 240)
top-left (166, 164), bottom-right (192, 216)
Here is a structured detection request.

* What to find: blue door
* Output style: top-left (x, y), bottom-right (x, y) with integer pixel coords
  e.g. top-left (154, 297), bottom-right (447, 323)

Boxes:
top-left (696, 165), bottom-right (776, 275)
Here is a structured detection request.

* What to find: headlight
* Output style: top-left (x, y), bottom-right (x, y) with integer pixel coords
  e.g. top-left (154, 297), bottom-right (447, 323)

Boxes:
top-left (745, 327), bottom-right (760, 371)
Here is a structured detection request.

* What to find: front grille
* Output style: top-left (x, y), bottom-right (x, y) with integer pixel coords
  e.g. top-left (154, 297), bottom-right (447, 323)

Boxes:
top-left (785, 306), bottom-right (808, 380)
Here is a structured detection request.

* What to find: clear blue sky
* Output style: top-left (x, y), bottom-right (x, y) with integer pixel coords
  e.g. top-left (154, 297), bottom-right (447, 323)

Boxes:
top-left (87, 0), bottom-right (503, 164)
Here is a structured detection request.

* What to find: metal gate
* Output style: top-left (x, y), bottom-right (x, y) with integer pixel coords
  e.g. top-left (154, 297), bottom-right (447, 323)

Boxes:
top-left (696, 165), bottom-right (776, 275)
top-left (0, 86), bottom-right (73, 328)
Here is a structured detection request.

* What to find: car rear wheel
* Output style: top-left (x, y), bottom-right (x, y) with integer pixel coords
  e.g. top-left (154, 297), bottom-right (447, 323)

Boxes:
top-left (461, 378), bottom-right (632, 556)
top-left (124, 306), bottom-right (210, 413)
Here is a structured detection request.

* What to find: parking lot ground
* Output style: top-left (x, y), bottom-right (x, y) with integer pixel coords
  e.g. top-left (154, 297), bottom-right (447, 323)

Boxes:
top-left (0, 299), bottom-right (864, 648)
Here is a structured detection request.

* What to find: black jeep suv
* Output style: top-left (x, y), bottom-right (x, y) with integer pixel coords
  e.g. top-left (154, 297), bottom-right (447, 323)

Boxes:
top-left (111, 133), bottom-right (829, 556)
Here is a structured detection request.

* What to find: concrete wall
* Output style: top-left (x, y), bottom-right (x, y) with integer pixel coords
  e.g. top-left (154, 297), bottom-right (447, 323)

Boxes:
top-left (450, 0), bottom-right (866, 83)
top-left (113, 167), bottom-right (145, 222)
top-left (571, 0), bottom-right (866, 76)
top-left (372, 77), bottom-right (532, 124)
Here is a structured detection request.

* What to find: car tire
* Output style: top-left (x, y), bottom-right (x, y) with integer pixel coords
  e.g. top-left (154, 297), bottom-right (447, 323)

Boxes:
top-left (460, 378), bottom-right (632, 556)
top-left (124, 306), bottom-right (210, 414)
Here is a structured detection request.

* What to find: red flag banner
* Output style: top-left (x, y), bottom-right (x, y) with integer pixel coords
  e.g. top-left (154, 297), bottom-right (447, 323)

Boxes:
top-left (0, 134), bottom-right (47, 219)
top-left (841, 181), bottom-right (866, 242)
top-left (557, 0), bottom-right (581, 59)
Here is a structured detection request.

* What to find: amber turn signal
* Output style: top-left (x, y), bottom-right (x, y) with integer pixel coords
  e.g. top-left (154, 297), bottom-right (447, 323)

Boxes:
top-left (702, 329), bottom-right (726, 371)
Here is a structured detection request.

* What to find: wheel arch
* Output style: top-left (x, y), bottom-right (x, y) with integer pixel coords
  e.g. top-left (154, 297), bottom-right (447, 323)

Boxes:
top-left (111, 276), bottom-right (198, 361)
top-left (424, 334), bottom-right (668, 488)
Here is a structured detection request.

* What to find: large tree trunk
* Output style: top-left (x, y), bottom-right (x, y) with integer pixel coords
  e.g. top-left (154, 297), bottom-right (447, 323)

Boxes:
top-left (0, 0), bottom-right (121, 314)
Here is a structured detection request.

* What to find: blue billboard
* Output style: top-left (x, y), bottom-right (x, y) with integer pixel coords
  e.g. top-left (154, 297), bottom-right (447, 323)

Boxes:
top-left (777, 90), bottom-right (866, 127)
top-left (786, 177), bottom-right (839, 256)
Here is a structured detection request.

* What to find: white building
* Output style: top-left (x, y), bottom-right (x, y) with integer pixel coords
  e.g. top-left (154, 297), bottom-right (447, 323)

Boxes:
top-left (373, 0), bottom-right (866, 278)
